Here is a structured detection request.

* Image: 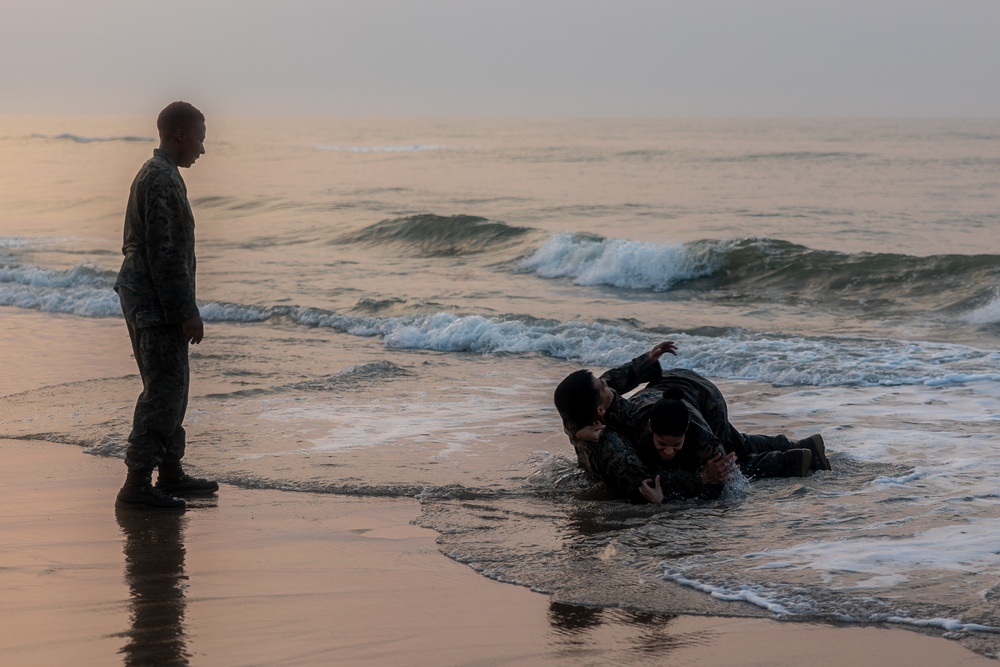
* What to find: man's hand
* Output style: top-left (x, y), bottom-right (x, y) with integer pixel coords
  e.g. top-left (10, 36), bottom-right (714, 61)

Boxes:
top-left (648, 340), bottom-right (678, 364)
top-left (574, 421), bottom-right (606, 443)
top-left (181, 315), bottom-right (204, 344)
top-left (700, 452), bottom-right (737, 485)
top-left (639, 475), bottom-right (664, 504)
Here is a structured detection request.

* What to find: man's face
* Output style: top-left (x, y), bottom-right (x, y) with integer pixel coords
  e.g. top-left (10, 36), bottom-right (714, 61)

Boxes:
top-left (175, 121), bottom-right (206, 168)
top-left (591, 375), bottom-right (614, 418)
top-left (652, 432), bottom-right (685, 462)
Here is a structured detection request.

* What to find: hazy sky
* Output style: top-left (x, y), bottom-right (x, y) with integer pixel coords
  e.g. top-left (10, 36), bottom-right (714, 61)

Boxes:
top-left (3, 0), bottom-right (998, 117)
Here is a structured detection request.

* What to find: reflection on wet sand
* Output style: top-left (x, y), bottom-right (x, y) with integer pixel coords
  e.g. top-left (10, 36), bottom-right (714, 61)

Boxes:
top-left (548, 600), bottom-right (709, 657)
top-left (115, 508), bottom-right (189, 667)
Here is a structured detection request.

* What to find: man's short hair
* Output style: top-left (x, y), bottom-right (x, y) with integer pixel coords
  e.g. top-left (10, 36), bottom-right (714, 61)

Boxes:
top-left (157, 101), bottom-right (205, 137)
top-left (648, 393), bottom-right (690, 437)
top-left (554, 369), bottom-right (601, 428)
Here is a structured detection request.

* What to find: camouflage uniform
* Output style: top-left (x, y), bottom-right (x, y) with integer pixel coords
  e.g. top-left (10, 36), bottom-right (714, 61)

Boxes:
top-left (569, 425), bottom-right (651, 503)
top-left (564, 354), bottom-right (800, 502)
top-left (563, 353), bottom-right (665, 503)
top-left (115, 149), bottom-right (199, 473)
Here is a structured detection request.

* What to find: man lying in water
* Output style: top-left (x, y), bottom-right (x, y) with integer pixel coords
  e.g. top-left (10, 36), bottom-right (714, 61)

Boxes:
top-left (552, 341), bottom-right (831, 503)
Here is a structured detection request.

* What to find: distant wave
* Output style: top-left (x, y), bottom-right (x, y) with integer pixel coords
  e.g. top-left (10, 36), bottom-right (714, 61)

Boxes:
top-left (32, 133), bottom-right (154, 143)
top-left (314, 144), bottom-right (453, 152)
top-left (518, 234), bottom-right (1000, 313)
top-left (3, 259), bottom-right (998, 388)
top-left (737, 151), bottom-right (868, 161)
top-left (335, 214), bottom-right (533, 256)
top-left (0, 238), bottom-right (34, 249)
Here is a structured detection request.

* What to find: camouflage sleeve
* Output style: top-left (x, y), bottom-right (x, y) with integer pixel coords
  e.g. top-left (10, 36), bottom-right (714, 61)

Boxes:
top-left (686, 402), bottom-right (728, 461)
top-left (569, 428), bottom-right (650, 504)
top-left (599, 352), bottom-right (663, 396)
top-left (143, 171), bottom-right (199, 324)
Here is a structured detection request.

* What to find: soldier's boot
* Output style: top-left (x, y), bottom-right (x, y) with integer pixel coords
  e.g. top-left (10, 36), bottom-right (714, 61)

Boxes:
top-left (797, 434), bottom-right (831, 471)
top-left (116, 469), bottom-right (187, 511)
top-left (781, 449), bottom-right (813, 478)
top-left (155, 461), bottom-right (219, 497)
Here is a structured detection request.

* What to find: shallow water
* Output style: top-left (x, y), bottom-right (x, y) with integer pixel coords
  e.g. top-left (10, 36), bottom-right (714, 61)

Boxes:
top-left (1, 117), bottom-right (999, 655)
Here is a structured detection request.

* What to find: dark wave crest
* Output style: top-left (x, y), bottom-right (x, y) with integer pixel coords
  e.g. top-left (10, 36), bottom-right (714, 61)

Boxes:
top-left (335, 214), bottom-right (533, 256)
top-left (518, 234), bottom-right (1000, 316)
top-left (700, 238), bottom-right (1000, 314)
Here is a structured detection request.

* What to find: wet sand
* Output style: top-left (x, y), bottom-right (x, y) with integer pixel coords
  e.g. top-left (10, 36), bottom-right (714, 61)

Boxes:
top-left (0, 438), bottom-right (992, 666)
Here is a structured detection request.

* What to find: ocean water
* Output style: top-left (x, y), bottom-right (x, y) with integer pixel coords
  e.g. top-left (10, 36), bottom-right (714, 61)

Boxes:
top-left (2, 117), bottom-right (999, 655)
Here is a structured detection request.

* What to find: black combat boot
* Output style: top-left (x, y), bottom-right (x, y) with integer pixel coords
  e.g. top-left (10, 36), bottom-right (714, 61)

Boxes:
top-left (781, 449), bottom-right (813, 477)
top-left (116, 469), bottom-right (187, 510)
top-left (797, 434), bottom-right (832, 471)
top-left (155, 461), bottom-right (219, 497)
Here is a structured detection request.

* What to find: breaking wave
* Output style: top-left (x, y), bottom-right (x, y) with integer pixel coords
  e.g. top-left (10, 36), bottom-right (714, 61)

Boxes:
top-left (516, 233), bottom-right (718, 291)
top-left (1, 257), bottom-right (997, 388)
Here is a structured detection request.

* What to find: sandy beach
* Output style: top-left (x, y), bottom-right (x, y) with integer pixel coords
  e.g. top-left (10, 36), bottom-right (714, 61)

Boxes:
top-left (0, 438), bottom-right (990, 666)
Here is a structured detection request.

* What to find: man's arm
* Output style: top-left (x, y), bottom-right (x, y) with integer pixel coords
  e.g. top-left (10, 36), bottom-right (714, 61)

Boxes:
top-left (686, 403), bottom-right (728, 460)
top-left (569, 428), bottom-right (650, 504)
top-left (143, 172), bottom-right (200, 325)
top-left (640, 471), bottom-right (718, 502)
top-left (600, 341), bottom-right (676, 395)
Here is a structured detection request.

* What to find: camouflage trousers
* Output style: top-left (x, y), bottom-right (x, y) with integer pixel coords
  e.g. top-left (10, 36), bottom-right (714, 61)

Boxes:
top-left (711, 420), bottom-right (799, 478)
top-left (123, 318), bottom-right (189, 472)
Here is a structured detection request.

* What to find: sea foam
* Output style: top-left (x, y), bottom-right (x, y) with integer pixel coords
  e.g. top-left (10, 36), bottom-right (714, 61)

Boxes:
top-left (517, 233), bottom-right (718, 291)
top-left (4, 261), bottom-right (998, 389)
top-left (0, 263), bottom-right (121, 317)
top-left (962, 294), bottom-right (1000, 325)
top-left (747, 519), bottom-right (1000, 578)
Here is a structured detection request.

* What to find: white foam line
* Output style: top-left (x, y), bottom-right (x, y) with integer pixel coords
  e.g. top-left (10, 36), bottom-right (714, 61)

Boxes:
top-left (661, 570), bottom-right (1000, 634)
top-left (659, 570), bottom-right (792, 615)
top-left (883, 616), bottom-right (1000, 634)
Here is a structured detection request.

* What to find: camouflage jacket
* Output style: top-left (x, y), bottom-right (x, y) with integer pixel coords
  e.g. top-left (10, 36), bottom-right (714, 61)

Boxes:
top-left (114, 149), bottom-right (199, 328)
top-left (564, 354), bottom-right (729, 502)
top-left (607, 367), bottom-right (732, 464)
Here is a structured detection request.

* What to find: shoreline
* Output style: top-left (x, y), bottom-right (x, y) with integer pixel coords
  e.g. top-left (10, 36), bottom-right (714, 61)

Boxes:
top-left (0, 438), bottom-right (993, 666)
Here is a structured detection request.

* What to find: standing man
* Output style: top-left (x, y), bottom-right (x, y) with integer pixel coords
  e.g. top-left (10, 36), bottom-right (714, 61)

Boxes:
top-left (114, 101), bottom-right (218, 510)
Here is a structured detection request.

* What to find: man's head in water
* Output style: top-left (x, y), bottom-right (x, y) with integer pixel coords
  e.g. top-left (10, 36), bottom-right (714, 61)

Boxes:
top-left (157, 101), bottom-right (206, 169)
top-left (553, 369), bottom-right (614, 428)
top-left (647, 391), bottom-right (690, 462)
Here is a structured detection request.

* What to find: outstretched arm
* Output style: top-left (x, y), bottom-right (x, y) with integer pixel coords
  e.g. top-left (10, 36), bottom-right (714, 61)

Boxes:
top-left (600, 341), bottom-right (677, 395)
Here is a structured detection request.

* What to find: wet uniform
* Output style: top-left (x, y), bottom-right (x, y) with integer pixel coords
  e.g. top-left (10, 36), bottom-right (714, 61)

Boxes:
top-left (564, 354), bottom-right (800, 502)
top-left (563, 353), bottom-right (669, 503)
top-left (115, 149), bottom-right (199, 473)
